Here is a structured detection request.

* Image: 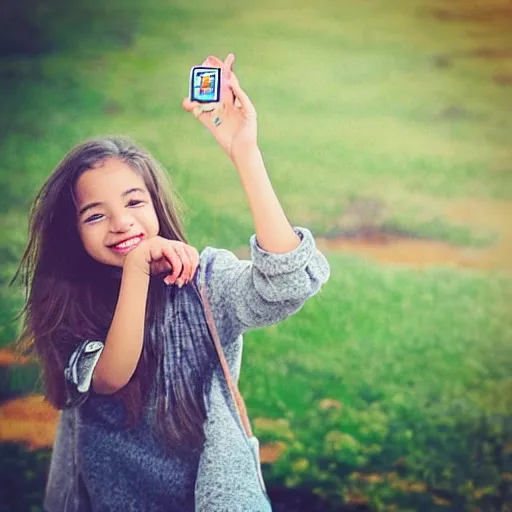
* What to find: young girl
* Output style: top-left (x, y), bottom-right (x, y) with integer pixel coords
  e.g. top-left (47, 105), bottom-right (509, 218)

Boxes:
top-left (13, 53), bottom-right (330, 511)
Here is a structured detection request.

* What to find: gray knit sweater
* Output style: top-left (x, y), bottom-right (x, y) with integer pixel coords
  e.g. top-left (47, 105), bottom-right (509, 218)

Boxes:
top-left (43, 227), bottom-right (330, 512)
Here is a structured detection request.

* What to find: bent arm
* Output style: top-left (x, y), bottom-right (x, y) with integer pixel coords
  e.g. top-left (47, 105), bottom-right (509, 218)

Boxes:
top-left (92, 266), bottom-right (150, 394)
top-left (201, 226), bottom-right (330, 339)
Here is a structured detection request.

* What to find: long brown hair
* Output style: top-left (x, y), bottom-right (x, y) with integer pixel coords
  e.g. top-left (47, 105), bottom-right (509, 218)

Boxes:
top-left (11, 137), bottom-right (212, 452)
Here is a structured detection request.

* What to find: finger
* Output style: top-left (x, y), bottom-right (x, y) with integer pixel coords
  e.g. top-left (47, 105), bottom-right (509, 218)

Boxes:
top-left (160, 246), bottom-right (182, 285)
top-left (203, 55), bottom-right (223, 67)
top-left (147, 244), bottom-right (172, 275)
top-left (220, 57), bottom-right (235, 106)
top-left (183, 98), bottom-right (217, 121)
top-left (183, 245), bottom-right (200, 283)
top-left (183, 97), bottom-right (200, 111)
top-left (229, 76), bottom-right (256, 116)
top-left (222, 81), bottom-right (236, 108)
top-left (176, 245), bottom-right (197, 286)
top-left (174, 244), bottom-right (193, 287)
top-left (183, 97), bottom-right (206, 119)
top-left (224, 53), bottom-right (235, 77)
top-left (192, 249), bottom-right (200, 280)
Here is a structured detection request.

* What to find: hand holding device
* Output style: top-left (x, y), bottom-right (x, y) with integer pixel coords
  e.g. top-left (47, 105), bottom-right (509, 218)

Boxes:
top-left (183, 53), bottom-right (258, 160)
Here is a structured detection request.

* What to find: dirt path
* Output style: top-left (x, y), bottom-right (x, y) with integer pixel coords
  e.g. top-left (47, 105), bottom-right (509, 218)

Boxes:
top-left (316, 200), bottom-right (512, 272)
top-left (0, 348), bottom-right (31, 366)
top-left (0, 395), bottom-right (59, 450)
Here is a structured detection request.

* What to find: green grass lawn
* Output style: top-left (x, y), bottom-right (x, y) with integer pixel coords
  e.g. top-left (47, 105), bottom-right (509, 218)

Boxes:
top-left (1, 0), bottom-right (511, 510)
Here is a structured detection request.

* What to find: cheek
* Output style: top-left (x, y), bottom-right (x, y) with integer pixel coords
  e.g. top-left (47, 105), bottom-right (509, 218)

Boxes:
top-left (147, 207), bottom-right (160, 235)
top-left (77, 226), bottom-right (98, 256)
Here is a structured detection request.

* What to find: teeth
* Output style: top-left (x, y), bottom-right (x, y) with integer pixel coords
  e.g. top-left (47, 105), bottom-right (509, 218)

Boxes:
top-left (116, 236), bottom-right (141, 249)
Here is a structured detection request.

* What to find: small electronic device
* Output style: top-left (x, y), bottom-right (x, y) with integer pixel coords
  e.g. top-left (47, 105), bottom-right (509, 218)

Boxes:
top-left (189, 66), bottom-right (221, 103)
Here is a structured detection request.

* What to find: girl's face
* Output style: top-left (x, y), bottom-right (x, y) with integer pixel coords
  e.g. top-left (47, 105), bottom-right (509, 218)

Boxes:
top-left (75, 158), bottom-right (160, 267)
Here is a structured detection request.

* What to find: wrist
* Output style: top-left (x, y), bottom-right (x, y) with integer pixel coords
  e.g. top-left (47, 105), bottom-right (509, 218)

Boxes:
top-left (232, 145), bottom-right (263, 171)
top-left (123, 254), bottom-right (150, 280)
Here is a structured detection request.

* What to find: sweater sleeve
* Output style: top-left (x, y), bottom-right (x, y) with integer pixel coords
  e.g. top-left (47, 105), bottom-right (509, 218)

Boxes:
top-left (63, 340), bottom-right (104, 408)
top-left (200, 226), bottom-right (330, 338)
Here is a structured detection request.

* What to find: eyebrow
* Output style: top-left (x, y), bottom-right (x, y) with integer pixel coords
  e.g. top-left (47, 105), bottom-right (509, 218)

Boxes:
top-left (78, 187), bottom-right (147, 217)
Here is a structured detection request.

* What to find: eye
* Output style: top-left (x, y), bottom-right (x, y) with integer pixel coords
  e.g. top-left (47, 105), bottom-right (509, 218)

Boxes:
top-left (84, 213), bottom-right (103, 223)
top-left (127, 199), bottom-right (144, 207)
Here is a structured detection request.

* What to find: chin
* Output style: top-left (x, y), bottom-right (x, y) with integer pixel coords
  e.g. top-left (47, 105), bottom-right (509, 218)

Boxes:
top-left (91, 253), bottom-right (124, 269)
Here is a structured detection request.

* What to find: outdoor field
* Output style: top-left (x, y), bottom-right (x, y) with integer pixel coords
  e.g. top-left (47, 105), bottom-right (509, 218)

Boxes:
top-left (0, 0), bottom-right (511, 510)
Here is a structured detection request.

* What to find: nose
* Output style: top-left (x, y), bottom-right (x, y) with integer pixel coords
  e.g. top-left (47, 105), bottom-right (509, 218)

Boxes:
top-left (109, 212), bottom-right (134, 233)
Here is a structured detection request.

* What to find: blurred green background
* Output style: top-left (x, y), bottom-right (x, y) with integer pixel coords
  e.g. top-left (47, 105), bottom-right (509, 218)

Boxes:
top-left (1, 0), bottom-right (511, 510)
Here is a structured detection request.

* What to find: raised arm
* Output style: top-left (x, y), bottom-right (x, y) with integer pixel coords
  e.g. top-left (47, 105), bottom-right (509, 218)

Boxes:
top-left (183, 53), bottom-right (300, 253)
top-left (185, 54), bottom-right (330, 339)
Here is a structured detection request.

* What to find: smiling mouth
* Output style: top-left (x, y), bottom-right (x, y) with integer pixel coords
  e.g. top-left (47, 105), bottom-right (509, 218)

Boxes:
top-left (109, 235), bottom-right (144, 252)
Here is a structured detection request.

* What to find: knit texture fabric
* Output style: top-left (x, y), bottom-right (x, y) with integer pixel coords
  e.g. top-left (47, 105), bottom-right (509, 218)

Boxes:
top-left (43, 227), bottom-right (330, 512)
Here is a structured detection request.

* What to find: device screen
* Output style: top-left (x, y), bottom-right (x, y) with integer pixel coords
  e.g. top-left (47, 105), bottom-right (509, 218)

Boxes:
top-left (190, 67), bottom-right (221, 103)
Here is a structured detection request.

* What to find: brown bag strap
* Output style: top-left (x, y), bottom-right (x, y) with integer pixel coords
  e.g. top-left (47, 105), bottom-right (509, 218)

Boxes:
top-left (199, 284), bottom-right (253, 438)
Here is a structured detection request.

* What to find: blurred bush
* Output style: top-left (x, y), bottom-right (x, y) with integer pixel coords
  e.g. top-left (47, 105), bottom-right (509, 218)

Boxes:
top-left (260, 398), bottom-right (512, 511)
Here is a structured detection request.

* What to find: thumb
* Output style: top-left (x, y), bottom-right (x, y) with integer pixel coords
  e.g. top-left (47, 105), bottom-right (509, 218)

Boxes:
top-left (182, 97), bottom-right (200, 112)
top-left (183, 97), bottom-right (209, 118)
